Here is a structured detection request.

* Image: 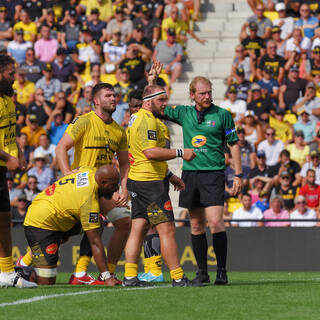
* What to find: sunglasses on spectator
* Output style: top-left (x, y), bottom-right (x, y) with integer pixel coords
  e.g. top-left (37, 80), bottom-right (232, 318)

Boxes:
top-left (281, 176), bottom-right (290, 180)
top-left (266, 132), bottom-right (275, 136)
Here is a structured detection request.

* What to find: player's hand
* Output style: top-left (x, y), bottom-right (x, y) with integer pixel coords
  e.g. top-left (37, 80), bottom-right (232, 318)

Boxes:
top-left (18, 154), bottom-right (27, 171)
top-left (112, 192), bottom-right (128, 207)
top-left (230, 177), bottom-right (242, 196)
top-left (6, 155), bottom-right (20, 171)
top-left (148, 59), bottom-right (163, 84)
top-left (169, 175), bottom-right (185, 191)
top-left (104, 277), bottom-right (118, 286)
top-left (183, 149), bottom-right (196, 161)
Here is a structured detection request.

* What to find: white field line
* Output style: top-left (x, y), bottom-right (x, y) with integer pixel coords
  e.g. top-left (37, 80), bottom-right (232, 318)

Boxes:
top-left (0, 285), bottom-right (172, 308)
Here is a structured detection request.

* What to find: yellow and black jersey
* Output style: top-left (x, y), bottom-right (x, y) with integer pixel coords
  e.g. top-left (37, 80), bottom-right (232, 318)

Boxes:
top-left (158, 119), bottom-right (170, 148)
top-left (0, 95), bottom-right (18, 167)
top-left (127, 108), bottom-right (168, 181)
top-left (65, 111), bottom-right (127, 169)
top-left (24, 166), bottom-right (101, 232)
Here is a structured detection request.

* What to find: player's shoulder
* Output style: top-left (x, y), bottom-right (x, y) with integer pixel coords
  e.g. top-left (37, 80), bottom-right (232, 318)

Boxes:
top-left (110, 119), bottom-right (125, 132)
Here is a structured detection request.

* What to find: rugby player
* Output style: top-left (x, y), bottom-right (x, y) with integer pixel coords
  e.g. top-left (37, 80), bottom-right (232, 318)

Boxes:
top-left (24, 165), bottom-right (120, 285)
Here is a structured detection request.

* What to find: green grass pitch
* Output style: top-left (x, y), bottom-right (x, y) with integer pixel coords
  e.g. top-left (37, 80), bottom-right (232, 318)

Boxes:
top-left (1, 272), bottom-right (320, 320)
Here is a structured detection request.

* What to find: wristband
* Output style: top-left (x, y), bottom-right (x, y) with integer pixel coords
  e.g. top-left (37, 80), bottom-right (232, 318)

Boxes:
top-left (100, 271), bottom-right (111, 281)
top-left (235, 173), bottom-right (243, 178)
top-left (176, 149), bottom-right (184, 158)
top-left (167, 170), bottom-right (174, 179)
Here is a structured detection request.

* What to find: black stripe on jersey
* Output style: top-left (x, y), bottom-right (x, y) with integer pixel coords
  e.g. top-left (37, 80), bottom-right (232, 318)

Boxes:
top-left (0, 122), bottom-right (16, 130)
top-left (84, 146), bottom-right (106, 149)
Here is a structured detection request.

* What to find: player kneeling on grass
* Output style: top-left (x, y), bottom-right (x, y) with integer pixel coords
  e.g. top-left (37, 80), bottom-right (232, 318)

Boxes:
top-left (23, 165), bottom-right (120, 285)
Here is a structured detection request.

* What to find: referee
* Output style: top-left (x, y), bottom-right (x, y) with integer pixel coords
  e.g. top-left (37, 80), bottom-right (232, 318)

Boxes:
top-left (163, 76), bottom-right (243, 285)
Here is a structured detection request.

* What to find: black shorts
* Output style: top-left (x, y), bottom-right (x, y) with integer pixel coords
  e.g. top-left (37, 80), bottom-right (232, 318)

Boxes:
top-left (24, 223), bottom-right (82, 267)
top-left (0, 166), bottom-right (10, 212)
top-left (179, 171), bottom-right (225, 209)
top-left (127, 178), bottom-right (174, 226)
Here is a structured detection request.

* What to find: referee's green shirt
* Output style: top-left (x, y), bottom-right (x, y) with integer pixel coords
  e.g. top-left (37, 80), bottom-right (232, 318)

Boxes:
top-left (164, 104), bottom-right (239, 171)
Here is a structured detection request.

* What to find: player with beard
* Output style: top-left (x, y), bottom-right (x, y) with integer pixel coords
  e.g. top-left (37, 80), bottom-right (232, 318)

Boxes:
top-left (123, 85), bottom-right (199, 287)
top-left (0, 55), bottom-right (37, 288)
top-left (23, 165), bottom-right (120, 286)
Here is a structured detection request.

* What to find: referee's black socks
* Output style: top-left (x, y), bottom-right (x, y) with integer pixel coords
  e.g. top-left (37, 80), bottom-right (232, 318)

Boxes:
top-left (212, 231), bottom-right (227, 271)
top-left (191, 233), bottom-right (208, 273)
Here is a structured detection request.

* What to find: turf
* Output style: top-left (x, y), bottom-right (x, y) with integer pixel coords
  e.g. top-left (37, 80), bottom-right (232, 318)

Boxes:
top-left (1, 272), bottom-right (320, 320)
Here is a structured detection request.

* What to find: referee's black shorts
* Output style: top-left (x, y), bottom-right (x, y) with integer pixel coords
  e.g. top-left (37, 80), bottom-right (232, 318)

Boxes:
top-left (179, 171), bottom-right (225, 209)
top-left (0, 166), bottom-right (10, 212)
top-left (127, 178), bottom-right (174, 226)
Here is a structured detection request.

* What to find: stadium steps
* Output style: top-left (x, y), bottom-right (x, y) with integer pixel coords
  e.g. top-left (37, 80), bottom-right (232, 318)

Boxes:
top-left (167, 0), bottom-right (251, 215)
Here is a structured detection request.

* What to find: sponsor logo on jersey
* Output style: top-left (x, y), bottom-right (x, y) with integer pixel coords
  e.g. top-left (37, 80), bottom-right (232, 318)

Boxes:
top-left (89, 212), bottom-right (99, 223)
top-left (128, 153), bottom-right (134, 165)
top-left (171, 105), bottom-right (176, 109)
top-left (46, 243), bottom-right (58, 255)
top-left (225, 128), bottom-right (236, 136)
top-left (128, 114), bottom-right (136, 127)
top-left (76, 172), bottom-right (89, 188)
top-left (45, 183), bottom-right (56, 196)
top-left (148, 130), bottom-right (157, 140)
top-left (192, 135), bottom-right (207, 147)
top-left (205, 120), bottom-right (215, 127)
top-left (164, 200), bottom-right (173, 211)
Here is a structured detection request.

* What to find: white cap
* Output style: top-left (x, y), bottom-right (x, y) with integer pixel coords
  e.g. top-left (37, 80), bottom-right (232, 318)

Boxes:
top-left (245, 110), bottom-right (255, 117)
top-left (275, 3), bottom-right (286, 11)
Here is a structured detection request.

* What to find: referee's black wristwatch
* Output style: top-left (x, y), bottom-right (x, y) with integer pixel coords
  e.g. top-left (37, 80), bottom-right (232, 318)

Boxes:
top-left (234, 173), bottom-right (243, 178)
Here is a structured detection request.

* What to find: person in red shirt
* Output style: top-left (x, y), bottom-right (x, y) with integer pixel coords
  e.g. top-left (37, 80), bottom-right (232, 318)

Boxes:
top-left (299, 169), bottom-right (320, 209)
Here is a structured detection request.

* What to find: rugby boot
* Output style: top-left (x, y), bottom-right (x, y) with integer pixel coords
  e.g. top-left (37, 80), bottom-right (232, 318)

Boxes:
top-left (69, 273), bottom-right (104, 285)
top-left (172, 275), bottom-right (203, 287)
top-left (122, 276), bottom-right (152, 287)
top-left (214, 268), bottom-right (228, 285)
top-left (191, 270), bottom-right (210, 285)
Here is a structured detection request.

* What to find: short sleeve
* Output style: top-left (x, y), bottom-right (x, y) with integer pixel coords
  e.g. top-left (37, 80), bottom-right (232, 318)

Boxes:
top-left (164, 105), bottom-right (186, 125)
top-left (80, 196), bottom-right (101, 231)
top-left (65, 116), bottom-right (88, 142)
top-left (138, 114), bottom-right (160, 151)
top-left (222, 110), bottom-right (238, 144)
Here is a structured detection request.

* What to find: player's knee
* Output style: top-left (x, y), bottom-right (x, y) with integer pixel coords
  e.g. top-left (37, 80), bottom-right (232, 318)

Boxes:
top-left (208, 218), bottom-right (224, 232)
top-left (190, 220), bottom-right (206, 234)
top-left (35, 267), bottom-right (57, 285)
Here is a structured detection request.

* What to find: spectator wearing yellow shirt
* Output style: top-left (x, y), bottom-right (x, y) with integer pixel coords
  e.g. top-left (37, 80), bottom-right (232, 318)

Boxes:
top-left (85, 0), bottom-right (113, 23)
top-left (13, 10), bottom-right (37, 43)
top-left (269, 108), bottom-right (293, 145)
top-left (20, 114), bottom-right (47, 147)
top-left (286, 130), bottom-right (310, 166)
top-left (13, 68), bottom-right (35, 108)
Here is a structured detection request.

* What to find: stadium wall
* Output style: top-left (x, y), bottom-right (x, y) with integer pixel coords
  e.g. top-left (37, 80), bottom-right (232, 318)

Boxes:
top-left (12, 226), bottom-right (320, 272)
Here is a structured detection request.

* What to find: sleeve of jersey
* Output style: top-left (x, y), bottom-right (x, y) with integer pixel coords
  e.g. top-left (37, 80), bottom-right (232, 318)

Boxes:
top-left (223, 110), bottom-right (238, 144)
top-left (65, 116), bottom-right (88, 142)
top-left (118, 129), bottom-right (128, 152)
top-left (79, 195), bottom-right (101, 232)
top-left (138, 115), bottom-right (159, 151)
top-left (164, 105), bottom-right (185, 124)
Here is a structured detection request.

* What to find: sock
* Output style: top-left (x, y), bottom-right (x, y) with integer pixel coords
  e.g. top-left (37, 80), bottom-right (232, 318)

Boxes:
top-left (0, 256), bottom-right (14, 273)
top-left (124, 263), bottom-right (138, 278)
top-left (191, 233), bottom-right (208, 273)
top-left (212, 231), bottom-right (228, 271)
top-left (21, 249), bottom-right (33, 266)
top-left (107, 263), bottom-right (116, 274)
top-left (170, 267), bottom-right (184, 281)
top-left (74, 256), bottom-right (91, 274)
top-left (149, 255), bottom-right (162, 276)
top-left (143, 257), bottom-right (151, 273)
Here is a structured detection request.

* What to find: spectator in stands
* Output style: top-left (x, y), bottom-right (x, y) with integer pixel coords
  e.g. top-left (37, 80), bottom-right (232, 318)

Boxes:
top-left (112, 87), bottom-right (129, 127)
top-left (76, 85), bottom-right (93, 116)
top-left (87, 8), bottom-right (107, 42)
top-left (220, 85), bottom-right (246, 124)
top-left (286, 130), bottom-right (310, 166)
top-left (20, 114), bottom-right (46, 147)
top-left (249, 175), bottom-right (272, 204)
top-left (22, 175), bottom-right (40, 202)
top-left (291, 195), bottom-right (317, 227)
top-left (85, 0), bottom-right (113, 23)
top-left (134, 4), bottom-right (160, 46)
top-left (101, 28), bottom-right (127, 74)
top-left (284, 27), bottom-right (311, 60)
top-left (231, 67), bottom-right (251, 102)
top-left (114, 67), bottom-right (134, 102)
top-left (263, 195), bottom-right (290, 227)
top-left (295, 3), bottom-right (319, 40)
top-left (292, 82), bottom-right (320, 123)
top-left (52, 91), bottom-right (74, 124)
top-left (23, 0), bottom-right (45, 23)
top-left (0, 6), bottom-right (13, 47)
top-left (258, 127), bottom-right (284, 168)
top-left (7, 29), bottom-right (32, 65)
top-left (240, 4), bottom-right (272, 42)
top-left (7, 173), bottom-right (22, 208)
top-left (34, 133), bottom-right (57, 169)
top-left (34, 24), bottom-right (59, 63)
top-left (35, 63), bottom-right (62, 101)
top-left (52, 48), bottom-right (76, 84)
top-left (105, 7), bottom-right (133, 43)
top-left (164, 0), bottom-right (189, 23)
top-left (231, 193), bottom-right (263, 227)
top-left (66, 74), bottom-right (81, 108)
top-left (299, 169), bottom-right (320, 209)
top-left (72, 26), bottom-right (101, 74)
top-left (123, 0), bottom-right (140, 21)
top-left (293, 109), bottom-right (316, 146)
top-left (46, 110), bottom-right (68, 146)
top-left (60, 9), bottom-right (81, 53)
top-left (257, 40), bottom-right (286, 84)
top-left (286, 0), bottom-right (301, 19)
top-left (11, 193), bottom-right (28, 227)
top-left (257, 65), bottom-right (279, 103)
top-left (13, 91), bottom-right (26, 132)
top-left (241, 21), bottom-right (265, 62)
top-left (273, 2), bottom-right (294, 41)
top-left (270, 170), bottom-right (298, 212)
top-left (153, 28), bottom-right (183, 85)
top-left (255, 190), bottom-right (270, 213)
top-left (269, 108), bottom-right (293, 144)
top-left (271, 149), bottom-right (301, 187)
top-left (41, 8), bottom-right (60, 40)
top-left (21, 47), bottom-right (44, 83)
top-left (299, 150), bottom-right (320, 185)
top-left (247, 84), bottom-right (273, 124)
top-left (18, 132), bottom-right (34, 170)
top-left (13, 67), bottom-right (35, 108)
top-left (13, 9), bottom-right (37, 42)
top-left (271, 26), bottom-right (285, 58)
top-left (278, 64), bottom-right (307, 112)
top-left (241, 110), bottom-right (263, 147)
top-left (304, 46), bottom-right (320, 83)
top-left (248, 150), bottom-right (272, 187)
top-left (27, 150), bottom-right (54, 191)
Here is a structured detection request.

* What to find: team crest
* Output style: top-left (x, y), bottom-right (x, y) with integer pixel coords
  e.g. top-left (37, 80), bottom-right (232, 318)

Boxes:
top-left (128, 153), bottom-right (135, 165)
top-left (164, 200), bottom-right (173, 211)
top-left (192, 135), bottom-right (207, 147)
top-left (45, 243), bottom-right (58, 255)
top-left (45, 184), bottom-right (56, 196)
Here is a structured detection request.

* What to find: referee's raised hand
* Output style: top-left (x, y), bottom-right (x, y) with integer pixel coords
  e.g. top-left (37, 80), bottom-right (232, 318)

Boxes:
top-left (183, 149), bottom-right (197, 161)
